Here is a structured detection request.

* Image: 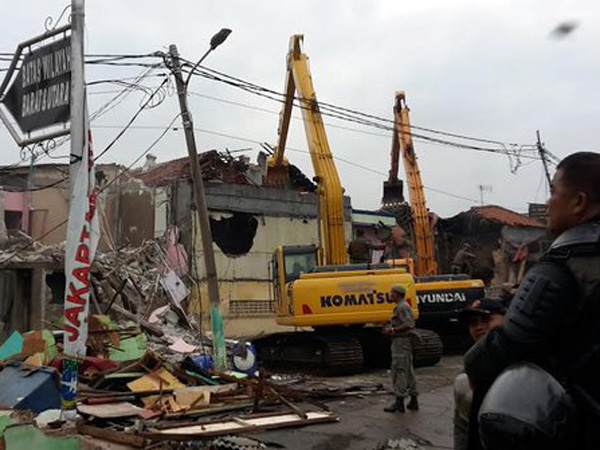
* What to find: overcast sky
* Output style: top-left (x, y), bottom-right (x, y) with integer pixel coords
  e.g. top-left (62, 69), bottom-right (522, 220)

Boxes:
top-left (1, 0), bottom-right (599, 217)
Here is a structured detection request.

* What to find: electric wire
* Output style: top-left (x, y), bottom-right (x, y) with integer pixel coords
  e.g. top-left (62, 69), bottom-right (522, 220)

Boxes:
top-left (177, 61), bottom-right (541, 174)
top-left (93, 122), bottom-right (480, 203)
top-left (93, 77), bottom-right (169, 162)
top-left (2, 49), bottom-right (547, 166)
top-left (180, 58), bottom-right (536, 150)
top-left (186, 89), bottom-right (541, 163)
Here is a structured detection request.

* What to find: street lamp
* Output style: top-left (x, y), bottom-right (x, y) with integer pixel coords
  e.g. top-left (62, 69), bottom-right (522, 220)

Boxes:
top-left (184, 28), bottom-right (232, 88)
top-left (168, 28), bottom-right (232, 370)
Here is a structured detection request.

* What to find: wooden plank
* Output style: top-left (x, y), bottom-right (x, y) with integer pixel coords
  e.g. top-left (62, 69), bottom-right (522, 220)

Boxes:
top-left (267, 386), bottom-right (307, 419)
top-left (77, 422), bottom-right (147, 448)
top-left (143, 411), bottom-right (338, 440)
top-left (78, 402), bottom-right (145, 419)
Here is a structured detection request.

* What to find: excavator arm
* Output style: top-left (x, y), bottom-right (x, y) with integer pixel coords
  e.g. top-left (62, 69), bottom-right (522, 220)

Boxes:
top-left (265, 35), bottom-right (347, 266)
top-left (382, 117), bottom-right (405, 208)
top-left (264, 47), bottom-right (296, 189)
top-left (394, 91), bottom-right (438, 276)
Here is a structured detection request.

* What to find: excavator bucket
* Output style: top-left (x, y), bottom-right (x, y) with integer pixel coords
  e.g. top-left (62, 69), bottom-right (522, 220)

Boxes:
top-left (265, 164), bottom-right (290, 189)
top-left (382, 179), bottom-right (404, 209)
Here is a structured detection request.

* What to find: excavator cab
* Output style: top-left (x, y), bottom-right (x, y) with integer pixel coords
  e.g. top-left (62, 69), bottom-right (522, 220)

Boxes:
top-left (278, 245), bottom-right (318, 283)
top-left (272, 245), bottom-right (317, 315)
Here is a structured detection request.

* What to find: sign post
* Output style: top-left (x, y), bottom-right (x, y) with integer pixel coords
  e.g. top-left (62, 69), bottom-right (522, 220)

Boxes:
top-left (0, 0), bottom-right (99, 418)
top-left (60, 0), bottom-right (99, 417)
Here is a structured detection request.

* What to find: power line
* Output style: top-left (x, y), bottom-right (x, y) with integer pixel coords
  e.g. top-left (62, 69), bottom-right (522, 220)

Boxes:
top-left (178, 62), bottom-right (542, 175)
top-left (93, 78), bottom-right (169, 162)
top-left (93, 122), bottom-right (480, 203)
top-left (98, 114), bottom-right (181, 192)
top-left (0, 67), bottom-right (169, 169)
top-left (180, 57), bottom-right (536, 151)
top-left (186, 89), bottom-right (541, 162)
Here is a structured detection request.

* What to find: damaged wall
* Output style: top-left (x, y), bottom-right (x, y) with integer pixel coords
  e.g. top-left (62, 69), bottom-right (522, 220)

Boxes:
top-left (210, 212), bottom-right (258, 257)
top-left (169, 181), bottom-right (352, 337)
top-left (0, 164), bottom-right (156, 251)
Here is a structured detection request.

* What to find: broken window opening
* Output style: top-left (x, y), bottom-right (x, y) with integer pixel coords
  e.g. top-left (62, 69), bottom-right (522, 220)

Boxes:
top-left (45, 272), bottom-right (66, 305)
top-left (209, 212), bottom-right (258, 257)
top-left (4, 211), bottom-right (23, 230)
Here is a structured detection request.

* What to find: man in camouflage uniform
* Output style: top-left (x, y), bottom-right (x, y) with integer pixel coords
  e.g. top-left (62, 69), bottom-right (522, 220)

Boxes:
top-left (383, 284), bottom-right (419, 413)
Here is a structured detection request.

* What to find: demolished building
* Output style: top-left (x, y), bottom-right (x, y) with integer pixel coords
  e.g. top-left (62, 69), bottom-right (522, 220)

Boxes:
top-left (437, 205), bottom-right (548, 289)
top-left (133, 151), bottom-right (353, 337)
top-left (0, 150), bottom-right (353, 339)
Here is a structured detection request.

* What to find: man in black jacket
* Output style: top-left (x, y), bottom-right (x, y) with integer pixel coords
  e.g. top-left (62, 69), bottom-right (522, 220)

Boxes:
top-left (464, 152), bottom-right (600, 449)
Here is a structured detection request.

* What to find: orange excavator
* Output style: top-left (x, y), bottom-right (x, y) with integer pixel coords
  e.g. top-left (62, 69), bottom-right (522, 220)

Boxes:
top-left (382, 91), bottom-right (484, 337)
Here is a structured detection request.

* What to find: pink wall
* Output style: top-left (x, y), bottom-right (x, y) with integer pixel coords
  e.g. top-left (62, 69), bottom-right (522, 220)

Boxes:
top-left (3, 191), bottom-right (29, 232)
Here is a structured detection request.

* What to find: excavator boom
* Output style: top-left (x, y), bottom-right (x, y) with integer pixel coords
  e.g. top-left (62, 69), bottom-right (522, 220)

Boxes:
top-left (394, 91), bottom-right (438, 276)
top-left (266, 35), bottom-right (347, 266)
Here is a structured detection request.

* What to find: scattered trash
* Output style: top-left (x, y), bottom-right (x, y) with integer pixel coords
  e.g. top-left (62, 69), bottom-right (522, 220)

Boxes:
top-left (33, 408), bottom-right (62, 428)
top-left (0, 331), bottom-right (23, 361)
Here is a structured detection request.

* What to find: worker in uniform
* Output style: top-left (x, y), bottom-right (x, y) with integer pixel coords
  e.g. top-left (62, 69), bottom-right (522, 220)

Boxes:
top-left (383, 284), bottom-right (419, 413)
top-left (347, 229), bottom-right (372, 263)
top-left (451, 243), bottom-right (476, 275)
top-left (464, 152), bottom-right (600, 449)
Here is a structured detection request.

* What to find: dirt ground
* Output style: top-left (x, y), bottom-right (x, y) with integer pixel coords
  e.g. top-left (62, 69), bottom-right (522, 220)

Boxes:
top-left (247, 355), bottom-right (464, 450)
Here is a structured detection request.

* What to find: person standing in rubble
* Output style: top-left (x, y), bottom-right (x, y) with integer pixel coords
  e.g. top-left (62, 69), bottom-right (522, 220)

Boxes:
top-left (465, 152), bottom-right (600, 449)
top-left (452, 243), bottom-right (476, 276)
top-left (383, 284), bottom-right (419, 413)
top-left (347, 229), bottom-right (373, 263)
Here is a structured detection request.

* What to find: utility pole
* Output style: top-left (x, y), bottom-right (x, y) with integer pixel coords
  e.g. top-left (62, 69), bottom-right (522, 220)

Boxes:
top-left (168, 41), bottom-right (228, 370)
top-left (61, 0), bottom-right (86, 417)
top-left (536, 130), bottom-right (552, 188)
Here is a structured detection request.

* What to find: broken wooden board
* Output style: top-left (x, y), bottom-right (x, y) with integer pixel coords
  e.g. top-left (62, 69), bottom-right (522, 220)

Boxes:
top-left (143, 410), bottom-right (338, 440)
top-left (77, 422), bottom-right (147, 448)
top-left (173, 387), bottom-right (211, 410)
top-left (127, 367), bottom-right (185, 410)
top-left (77, 401), bottom-right (145, 419)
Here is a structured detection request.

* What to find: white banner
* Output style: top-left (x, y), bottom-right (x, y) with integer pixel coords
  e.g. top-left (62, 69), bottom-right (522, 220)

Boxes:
top-left (63, 98), bottom-right (100, 359)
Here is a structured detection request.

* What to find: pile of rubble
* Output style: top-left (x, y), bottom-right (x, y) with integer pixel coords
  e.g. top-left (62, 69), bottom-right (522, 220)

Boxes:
top-left (0, 230), bottom-right (344, 448)
top-left (0, 223), bottom-right (402, 447)
top-left (0, 321), bottom-right (338, 448)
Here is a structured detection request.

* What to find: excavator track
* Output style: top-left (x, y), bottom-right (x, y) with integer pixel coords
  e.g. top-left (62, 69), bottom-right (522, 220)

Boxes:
top-left (412, 328), bottom-right (443, 367)
top-left (255, 328), bottom-right (442, 374)
top-left (254, 332), bottom-right (364, 374)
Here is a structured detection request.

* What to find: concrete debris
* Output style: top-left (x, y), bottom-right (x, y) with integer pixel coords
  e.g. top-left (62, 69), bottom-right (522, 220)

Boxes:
top-left (375, 438), bottom-right (424, 450)
top-left (133, 149), bottom-right (315, 193)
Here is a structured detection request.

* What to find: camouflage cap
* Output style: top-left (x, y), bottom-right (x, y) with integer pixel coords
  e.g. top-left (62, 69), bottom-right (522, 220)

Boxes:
top-left (391, 284), bottom-right (407, 295)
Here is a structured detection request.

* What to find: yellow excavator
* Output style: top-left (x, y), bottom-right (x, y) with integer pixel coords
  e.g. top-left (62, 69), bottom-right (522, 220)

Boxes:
top-left (383, 92), bottom-right (485, 338)
top-left (254, 35), bottom-right (444, 373)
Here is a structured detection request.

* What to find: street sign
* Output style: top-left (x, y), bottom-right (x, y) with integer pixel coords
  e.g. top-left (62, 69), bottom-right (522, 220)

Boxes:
top-left (0, 24), bottom-right (71, 147)
top-left (2, 37), bottom-right (71, 133)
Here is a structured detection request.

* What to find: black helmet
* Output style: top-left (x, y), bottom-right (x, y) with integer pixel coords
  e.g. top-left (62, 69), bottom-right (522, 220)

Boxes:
top-left (478, 363), bottom-right (576, 450)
